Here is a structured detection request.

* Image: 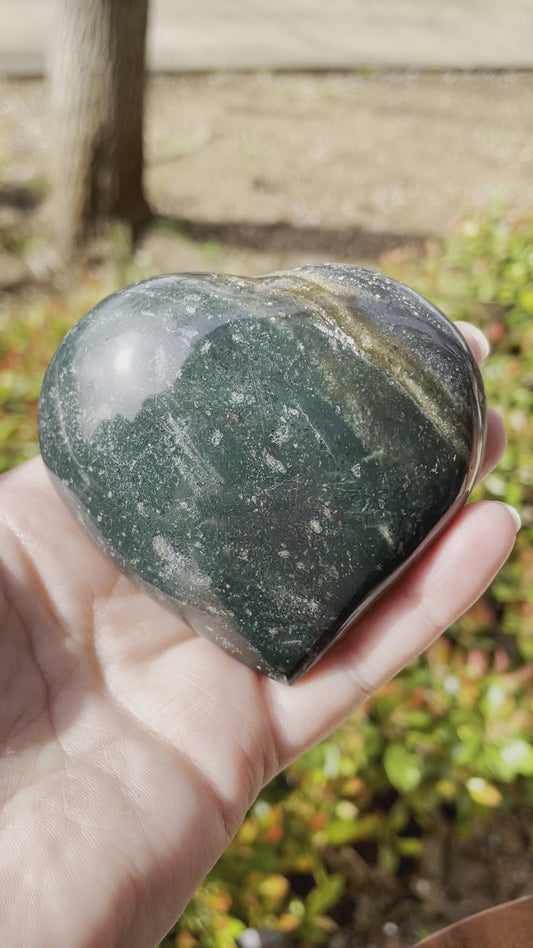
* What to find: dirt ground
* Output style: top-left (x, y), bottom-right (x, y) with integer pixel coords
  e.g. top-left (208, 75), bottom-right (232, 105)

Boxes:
top-left (1, 71), bottom-right (533, 287)
top-left (1, 70), bottom-right (533, 946)
top-left (326, 807), bottom-right (533, 946)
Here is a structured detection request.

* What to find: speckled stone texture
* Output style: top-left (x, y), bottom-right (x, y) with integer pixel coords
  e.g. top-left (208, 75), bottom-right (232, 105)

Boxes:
top-left (38, 265), bottom-right (485, 683)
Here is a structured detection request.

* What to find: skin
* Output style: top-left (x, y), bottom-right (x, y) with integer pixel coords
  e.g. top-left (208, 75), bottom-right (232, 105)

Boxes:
top-left (0, 324), bottom-right (517, 948)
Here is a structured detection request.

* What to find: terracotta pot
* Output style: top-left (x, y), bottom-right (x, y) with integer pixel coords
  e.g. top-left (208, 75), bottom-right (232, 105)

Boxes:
top-left (414, 895), bottom-right (533, 947)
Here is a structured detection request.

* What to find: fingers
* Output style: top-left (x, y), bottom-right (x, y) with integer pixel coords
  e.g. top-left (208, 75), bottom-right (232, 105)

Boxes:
top-left (453, 321), bottom-right (507, 481)
top-left (266, 499), bottom-right (518, 769)
top-left (455, 321), bottom-right (491, 364)
top-left (478, 408), bottom-right (507, 482)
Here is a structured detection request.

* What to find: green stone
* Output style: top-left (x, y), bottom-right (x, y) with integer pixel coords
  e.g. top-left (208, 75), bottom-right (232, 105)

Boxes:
top-left (38, 265), bottom-right (485, 683)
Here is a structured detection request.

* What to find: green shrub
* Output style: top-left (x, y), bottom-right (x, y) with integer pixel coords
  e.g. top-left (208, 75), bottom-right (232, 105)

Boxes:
top-left (0, 281), bottom-right (115, 470)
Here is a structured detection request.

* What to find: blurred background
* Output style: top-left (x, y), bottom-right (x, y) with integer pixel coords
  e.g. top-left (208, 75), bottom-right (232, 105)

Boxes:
top-left (0, 2), bottom-right (532, 946)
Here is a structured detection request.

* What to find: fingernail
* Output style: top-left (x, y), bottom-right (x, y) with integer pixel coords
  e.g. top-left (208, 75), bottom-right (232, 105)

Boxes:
top-left (500, 503), bottom-right (521, 532)
top-left (467, 324), bottom-right (491, 361)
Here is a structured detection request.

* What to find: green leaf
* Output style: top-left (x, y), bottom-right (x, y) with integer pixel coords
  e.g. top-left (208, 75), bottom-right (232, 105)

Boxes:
top-left (212, 916), bottom-right (247, 948)
top-left (518, 286), bottom-right (533, 313)
top-left (397, 837), bottom-right (423, 857)
top-left (323, 813), bottom-right (381, 846)
top-left (500, 740), bottom-right (533, 776)
top-left (306, 875), bottom-right (345, 917)
top-left (405, 710), bottom-right (434, 729)
top-left (466, 777), bottom-right (503, 807)
top-left (384, 743), bottom-right (422, 793)
top-left (377, 842), bottom-right (400, 874)
top-left (256, 873), bottom-right (289, 901)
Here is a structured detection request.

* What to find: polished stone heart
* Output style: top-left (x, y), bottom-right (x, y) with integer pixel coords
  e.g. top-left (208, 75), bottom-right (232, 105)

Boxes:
top-left (38, 265), bottom-right (485, 683)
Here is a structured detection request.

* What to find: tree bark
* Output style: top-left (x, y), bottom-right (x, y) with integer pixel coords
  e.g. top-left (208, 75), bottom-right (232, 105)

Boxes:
top-left (48, 0), bottom-right (150, 259)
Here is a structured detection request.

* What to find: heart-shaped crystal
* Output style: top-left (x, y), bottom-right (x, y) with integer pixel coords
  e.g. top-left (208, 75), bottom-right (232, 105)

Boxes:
top-left (38, 265), bottom-right (485, 683)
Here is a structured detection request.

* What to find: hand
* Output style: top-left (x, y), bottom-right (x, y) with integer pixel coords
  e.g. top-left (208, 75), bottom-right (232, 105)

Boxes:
top-left (0, 324), bottom-right (517, 948)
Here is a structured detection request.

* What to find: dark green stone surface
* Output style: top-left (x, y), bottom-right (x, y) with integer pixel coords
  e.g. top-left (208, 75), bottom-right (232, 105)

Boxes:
top-left (38, 265), bottom-right (485, 683)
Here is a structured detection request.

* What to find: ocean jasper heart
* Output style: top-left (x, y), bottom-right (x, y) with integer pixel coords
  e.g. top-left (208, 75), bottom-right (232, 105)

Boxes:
top-left (38, 265), bottom-right (485, 683)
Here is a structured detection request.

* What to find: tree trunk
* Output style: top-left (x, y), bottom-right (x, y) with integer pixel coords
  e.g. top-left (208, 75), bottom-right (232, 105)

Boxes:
top-left (48, 0), bottom-right (150, 259)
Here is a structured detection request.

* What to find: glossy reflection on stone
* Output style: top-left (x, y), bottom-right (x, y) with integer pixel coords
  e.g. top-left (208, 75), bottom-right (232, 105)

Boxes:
top-left (38, 265), bottom-right (486, 683)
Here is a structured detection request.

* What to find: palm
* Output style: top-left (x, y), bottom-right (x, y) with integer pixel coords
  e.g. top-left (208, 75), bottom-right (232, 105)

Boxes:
top-left (0, 330), bottom-right (516, 946)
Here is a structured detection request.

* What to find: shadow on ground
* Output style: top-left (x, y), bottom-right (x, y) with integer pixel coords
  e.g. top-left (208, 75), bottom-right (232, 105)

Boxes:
top-left (153, 215), bottom-right (428, 261)
top-left (0, 183), bottom-right (39, 213)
